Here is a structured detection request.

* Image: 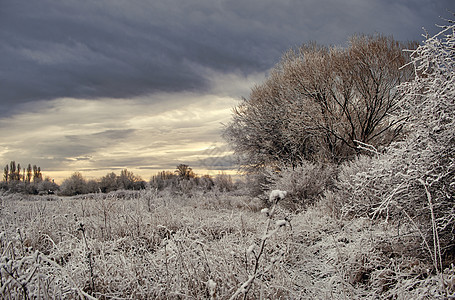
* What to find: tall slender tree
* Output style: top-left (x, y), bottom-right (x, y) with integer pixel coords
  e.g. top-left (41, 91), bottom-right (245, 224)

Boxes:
top-left (33, 165), bottom-right (42, 183)
top-left (3, 165), bottom-right (8, 182)
top-left (26, 164), bottom-right (32, 183)
top-left (9, 161), bottom-right (16, 181)
top-left (16, 163), bottom-right (21, 181)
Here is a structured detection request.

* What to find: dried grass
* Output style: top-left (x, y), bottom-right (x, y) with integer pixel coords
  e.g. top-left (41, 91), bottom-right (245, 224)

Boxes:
top-left (1, 189), bottom-right (451, 299)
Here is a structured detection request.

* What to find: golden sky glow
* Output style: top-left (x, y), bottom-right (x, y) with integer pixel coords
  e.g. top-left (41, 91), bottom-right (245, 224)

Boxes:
top-left (0, 72), bottom-right (264, 183)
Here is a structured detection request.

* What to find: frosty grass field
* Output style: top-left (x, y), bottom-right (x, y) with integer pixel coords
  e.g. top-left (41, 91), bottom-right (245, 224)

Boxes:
top-left (1, 189), bottom-right (452, 299)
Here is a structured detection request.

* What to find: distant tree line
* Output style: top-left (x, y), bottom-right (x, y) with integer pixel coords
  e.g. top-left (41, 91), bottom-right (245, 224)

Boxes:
top-left (58, 169), bottom-right (142, 195)
top-left (150, 164), bottom-right (236, 196)
top-left (3, 161), bottom-right (43, 183)
top-left (1, 161), bottom-right (57, 194)
top-left (59, 169), bottom-right (147, 196)
top-left (59, 164), bottom-right (236, 196)
top-left (1, 163), bottom-right (237, 196)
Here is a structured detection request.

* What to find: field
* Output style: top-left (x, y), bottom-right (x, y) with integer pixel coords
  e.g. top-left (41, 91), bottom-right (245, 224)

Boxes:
top-left (1, 189), bottom-right (452, 299)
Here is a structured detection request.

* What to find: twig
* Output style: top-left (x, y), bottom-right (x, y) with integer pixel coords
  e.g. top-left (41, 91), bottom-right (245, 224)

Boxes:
top-left (418, 178), bottom-right (446, 295)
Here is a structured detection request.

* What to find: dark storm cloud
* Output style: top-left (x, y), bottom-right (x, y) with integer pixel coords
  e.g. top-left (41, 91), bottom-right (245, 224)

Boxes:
top-left (1, 0), bottom-right (453, 113)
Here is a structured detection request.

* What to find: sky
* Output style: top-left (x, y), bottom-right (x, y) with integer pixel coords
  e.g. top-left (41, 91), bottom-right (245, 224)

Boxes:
top-left (1, 0), bottom-right (453, 183)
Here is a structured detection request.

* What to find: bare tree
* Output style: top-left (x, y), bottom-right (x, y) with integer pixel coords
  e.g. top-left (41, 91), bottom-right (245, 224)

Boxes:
top-left (118, 169), bottom-right (144, 190)
top-left (175, 164), bottom-right (195, 180)
top-left (3, 164), bottom-right (8, 182)
top-left (224, 35), bottom-right (417, 171)
top-left (26, 164), bottom-right (32, 183)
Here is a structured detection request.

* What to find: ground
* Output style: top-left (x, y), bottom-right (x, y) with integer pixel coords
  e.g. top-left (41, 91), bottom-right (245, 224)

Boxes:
top-left (0, 190), bottom-right (452, 299)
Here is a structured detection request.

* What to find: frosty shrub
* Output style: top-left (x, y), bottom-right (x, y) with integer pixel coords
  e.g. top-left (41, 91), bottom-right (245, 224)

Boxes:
top-left (334, 155), bottom-right (378, 218)
top-left (264, 161), bottom-right (335, 210)
top-left (59, 172), bottom-right (88, 196)
top-left (336, 21), bottom-right (455, 268)
top-left (214, 172), bottom-right (234, 192)
top-left (235, 172), bottom-right (268, 198)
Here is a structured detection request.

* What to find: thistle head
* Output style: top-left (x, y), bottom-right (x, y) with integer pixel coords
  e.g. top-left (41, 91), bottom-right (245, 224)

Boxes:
top-left (269, 190), bottom-right (287, 203)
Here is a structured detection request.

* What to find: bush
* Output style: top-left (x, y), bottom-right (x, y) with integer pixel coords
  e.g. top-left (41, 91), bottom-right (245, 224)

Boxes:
top-left (59, 172), bottom-right (87, 196)
top-left (333, 21), bottom-right (455, 267)
top-left (214, 173), bottom-right (234, 192)
top-left (264, 161), bottom-right (336, 210)
top-left (333, 155), bottom-right (378, 218)
top-left (37, 177), bottom-right (59, 194)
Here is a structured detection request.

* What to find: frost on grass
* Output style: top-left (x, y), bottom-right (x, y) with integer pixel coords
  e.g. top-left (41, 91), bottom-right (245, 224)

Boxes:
top-left (275, 219), bottom-right (286, 227)
top-left (0, 184), bottom-right (452, 299)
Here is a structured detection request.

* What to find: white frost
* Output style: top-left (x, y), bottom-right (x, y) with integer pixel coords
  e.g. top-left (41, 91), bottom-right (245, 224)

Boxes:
top-left (269, 190), bottom-right (287, 202)
top-left (275, 219), bottom-right (286, 227)
top-left (261, 208), bottom-right (270, 214)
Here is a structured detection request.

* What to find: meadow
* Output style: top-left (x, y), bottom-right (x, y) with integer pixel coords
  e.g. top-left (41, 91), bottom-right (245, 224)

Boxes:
top-left (1, 188), bottom-right (452, 299)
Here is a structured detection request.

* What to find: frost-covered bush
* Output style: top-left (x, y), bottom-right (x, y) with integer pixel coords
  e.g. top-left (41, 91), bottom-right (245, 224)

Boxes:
top-left (265, 161), bottom-right (335, 210)
top-left (336, 21), bottom-right (455, 267)
top-left (214, 172), bottom-right (234, 192)
top-left (59, 172), bottom-right (88, 196)
top-left (334, 155), bottom-right (379, 217)
top-left (37, 177), bottom-right (59, 194)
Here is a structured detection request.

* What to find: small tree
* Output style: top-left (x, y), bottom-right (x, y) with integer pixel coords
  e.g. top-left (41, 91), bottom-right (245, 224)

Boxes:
top-left (175, 164), bottom-right (195, 180)
top-left (60, 172), bottom-right (87, 196)
top-left (100, 172), bottom-right (118, 193)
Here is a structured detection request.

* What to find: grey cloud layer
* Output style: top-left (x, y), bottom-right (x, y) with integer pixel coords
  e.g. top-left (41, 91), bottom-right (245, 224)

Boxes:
top-left (1, 0), bottom-right (453, 112)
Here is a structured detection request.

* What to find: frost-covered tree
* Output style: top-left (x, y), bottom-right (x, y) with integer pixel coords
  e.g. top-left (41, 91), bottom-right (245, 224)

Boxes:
top-left (60, 172), bottom-right (87, 196)
top-left (117, 169), bottom-right (145, 190)
top-left (100, 172), bottom-right (118, 193)
top-left (224, 35), bottom-right (417, 171)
